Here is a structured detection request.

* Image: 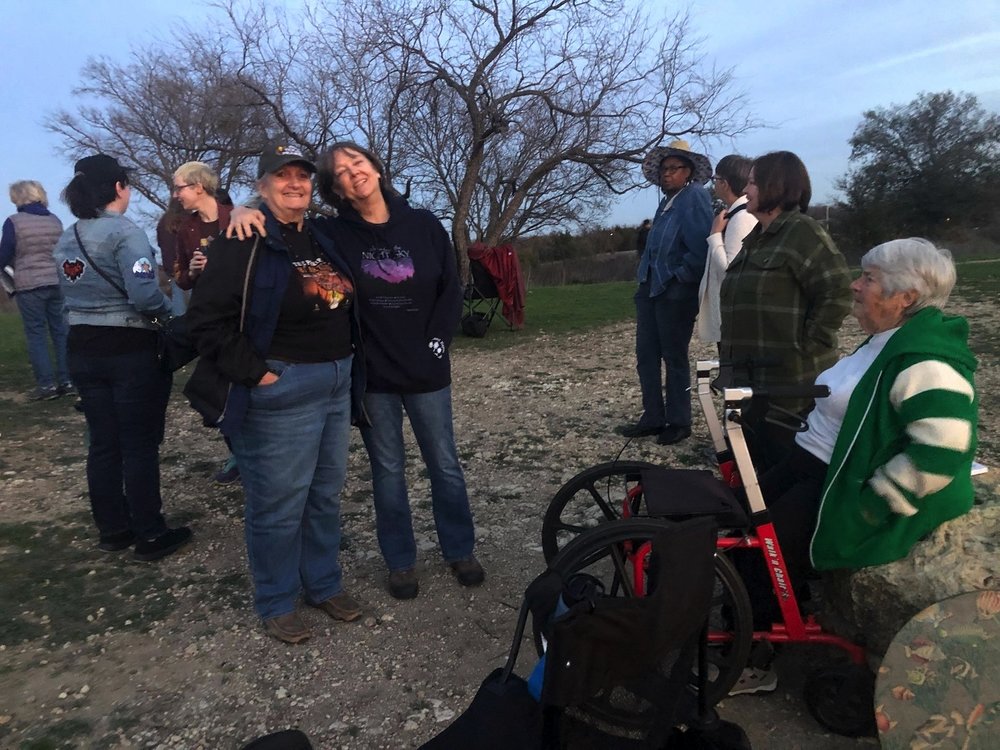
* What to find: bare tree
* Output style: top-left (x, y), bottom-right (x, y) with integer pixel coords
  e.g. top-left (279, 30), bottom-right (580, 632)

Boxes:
top-left (49, 0), bottom-right (755, 259)
top-left (46, 31), bottom-right (276, 221)
top-left (303, 0), bottom-right (754, 263)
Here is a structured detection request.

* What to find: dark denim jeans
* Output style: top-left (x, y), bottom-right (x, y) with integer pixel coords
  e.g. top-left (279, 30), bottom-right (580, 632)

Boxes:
top-left (229, 358), bottom-right (353, 620)
top-left (16, 286), bottom-right (69, 389)
top-left (634, 283), bottom-right (698, 428)
top-left (69, 340), bottom-right (171, 540)
top-left (360, 387), bottom-right (475, 572)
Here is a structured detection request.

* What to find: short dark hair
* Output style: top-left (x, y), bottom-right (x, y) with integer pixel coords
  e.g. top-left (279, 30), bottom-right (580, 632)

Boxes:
top-left (714, 155), bottom-right (753, 195)
top-left (317, 141), bottom-right (395, 211)
top-left (61, 170), bottom-right (129, 220)
top-left (751, 151), bottom-right (811, 214)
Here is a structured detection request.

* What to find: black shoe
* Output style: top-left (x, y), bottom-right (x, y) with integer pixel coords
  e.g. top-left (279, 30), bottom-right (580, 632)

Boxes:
top-left (98, 530), bottom-right (136, 552)
top-left (388, 568), bottom-right (419, 600)
top-left (134, 527), bottom-right (192, 562)
top-left (656, 424), bottom-right (692, 445)
top-left (450, 556), bottom-right (486, 587)
top-left (616, 422), bottom-right (664, 438)
top-left (213, 459), bottom-right (241, 484)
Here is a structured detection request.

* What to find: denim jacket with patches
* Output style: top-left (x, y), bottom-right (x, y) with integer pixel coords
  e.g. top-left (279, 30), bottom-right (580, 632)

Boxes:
top-left (53, 209), bottom-right (170, 328)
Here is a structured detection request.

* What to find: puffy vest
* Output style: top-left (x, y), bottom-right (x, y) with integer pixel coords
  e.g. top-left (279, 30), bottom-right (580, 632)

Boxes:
top-left (9, 211), bottom-right (63, 291)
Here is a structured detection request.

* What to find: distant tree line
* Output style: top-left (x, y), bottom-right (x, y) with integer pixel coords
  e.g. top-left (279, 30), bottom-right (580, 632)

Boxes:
top-left (833, 90), bottom-right (1000, 257)
top-left (523, 89), bottom-right (1000, 281)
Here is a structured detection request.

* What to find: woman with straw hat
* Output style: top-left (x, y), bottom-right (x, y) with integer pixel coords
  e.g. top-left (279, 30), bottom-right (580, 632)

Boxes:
top-left (618, 140), bottom-right (713, 445)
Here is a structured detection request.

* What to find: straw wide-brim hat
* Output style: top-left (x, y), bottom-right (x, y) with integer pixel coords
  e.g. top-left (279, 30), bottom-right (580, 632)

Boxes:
top-left (642, 140), bottom-right (712, 186)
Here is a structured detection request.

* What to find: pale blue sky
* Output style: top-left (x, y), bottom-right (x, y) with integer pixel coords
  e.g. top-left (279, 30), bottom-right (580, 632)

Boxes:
top-left (3, 0), bottom-right (999, 231)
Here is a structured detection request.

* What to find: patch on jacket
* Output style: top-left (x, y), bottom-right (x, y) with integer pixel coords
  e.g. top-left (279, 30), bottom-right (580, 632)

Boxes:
top-left (132, 257), bottom-right (155, 278)
top-left (62, 258), bottom-right (85, 282)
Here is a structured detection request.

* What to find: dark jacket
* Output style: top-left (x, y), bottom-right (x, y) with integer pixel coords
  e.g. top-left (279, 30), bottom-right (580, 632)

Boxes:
top-left (636, 185), bottom-right (713, 298)
top-left (183, 205), bottom-right (366, 435)
top-left (318, 190), bottom-right (462, 393)
top-left (719, 210), bottom-right (852, 413)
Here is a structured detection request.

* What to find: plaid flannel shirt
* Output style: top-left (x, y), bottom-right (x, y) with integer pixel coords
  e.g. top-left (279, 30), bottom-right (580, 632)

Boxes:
top-left (719, 209), bottom-right (852, 412)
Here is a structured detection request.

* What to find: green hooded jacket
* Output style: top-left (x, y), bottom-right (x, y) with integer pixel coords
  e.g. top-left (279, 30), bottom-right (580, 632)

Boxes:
top-left (810, 307), bottom-right (978, 570)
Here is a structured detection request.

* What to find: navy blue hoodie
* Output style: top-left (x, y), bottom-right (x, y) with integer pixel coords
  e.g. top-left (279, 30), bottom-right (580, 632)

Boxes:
top-left (319, 190), bottom-right (462, 393)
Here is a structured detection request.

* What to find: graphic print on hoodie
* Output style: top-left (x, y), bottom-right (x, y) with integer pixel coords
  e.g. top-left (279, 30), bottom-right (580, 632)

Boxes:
top-left (362, 245), bottom-right (414, 284)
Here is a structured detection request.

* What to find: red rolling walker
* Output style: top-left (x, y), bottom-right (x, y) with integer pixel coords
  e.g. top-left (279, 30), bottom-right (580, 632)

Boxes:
top-left (541, 360), bottom-right (876, 737)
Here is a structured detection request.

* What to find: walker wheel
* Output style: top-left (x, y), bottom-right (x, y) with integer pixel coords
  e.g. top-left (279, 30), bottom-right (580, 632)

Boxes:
top-left (803, 663), bottom-right (877, 737)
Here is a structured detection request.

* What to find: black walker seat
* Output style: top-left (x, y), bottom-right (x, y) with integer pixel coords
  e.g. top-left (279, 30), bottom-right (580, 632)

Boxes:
top-left (639, 467), bottom-right (749, 529)
top-left (419, 517), bottom-right (746, 749)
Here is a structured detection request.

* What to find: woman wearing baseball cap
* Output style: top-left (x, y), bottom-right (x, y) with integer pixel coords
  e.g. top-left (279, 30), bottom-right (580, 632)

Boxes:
top-left (185, 141), bottom-right (365, 643)
top-left (53, 153), bottom-right (192, 562)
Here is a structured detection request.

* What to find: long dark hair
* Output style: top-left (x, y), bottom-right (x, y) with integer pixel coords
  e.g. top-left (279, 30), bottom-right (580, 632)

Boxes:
top-left (157, 197), bottom-right (186, 235)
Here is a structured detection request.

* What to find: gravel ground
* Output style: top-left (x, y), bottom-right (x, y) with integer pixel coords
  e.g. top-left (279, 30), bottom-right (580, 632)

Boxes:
top-left (1, 293), bottom-right (996, 749)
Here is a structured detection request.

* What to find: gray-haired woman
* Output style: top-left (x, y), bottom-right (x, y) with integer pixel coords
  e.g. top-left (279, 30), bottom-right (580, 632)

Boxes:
top-left (1, 180), bottom-right (70, 400)
top-left (734, 238), bottom-right (977, 695)
top-left (185, 141), bottom-right (364, 643)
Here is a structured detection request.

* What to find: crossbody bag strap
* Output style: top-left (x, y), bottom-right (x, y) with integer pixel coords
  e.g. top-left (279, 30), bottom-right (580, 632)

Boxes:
top-left (239, 236), bottom-right (260, 333)
top-left (724, 203), bottom-right (748, 220)
top-left (721, 203), bottom-right (748, 239)
top-left (73, 223), bottom-right (165, 327)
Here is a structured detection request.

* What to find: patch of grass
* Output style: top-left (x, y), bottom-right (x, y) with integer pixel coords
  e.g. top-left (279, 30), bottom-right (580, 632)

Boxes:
top-left (0, 395), bottom-right (80, 440)
top-left (0, 518), bottom-right (177, 646)
top-left (18, 717), bottom-right (92, 749)
top-left (955, 258), bottom-right (1000, 281)
top-left (451, 281), bottom-right (635, 352)
top-left (409, 698), bottom-right (433, 712)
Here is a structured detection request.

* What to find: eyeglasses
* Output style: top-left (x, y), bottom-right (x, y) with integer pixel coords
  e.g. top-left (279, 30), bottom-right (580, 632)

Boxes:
top-left (660, 165), bottom-right (690, 175)
top-left (172, 183), bottom-right (194, 194)
top-left (711, 175), bottom-right (725, 183)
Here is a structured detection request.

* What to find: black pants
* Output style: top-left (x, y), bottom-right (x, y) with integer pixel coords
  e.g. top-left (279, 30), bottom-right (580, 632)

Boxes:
top-left (733, 443), bottom-right (828, 630)
top-left (69, 340), bottom-right (172, 540)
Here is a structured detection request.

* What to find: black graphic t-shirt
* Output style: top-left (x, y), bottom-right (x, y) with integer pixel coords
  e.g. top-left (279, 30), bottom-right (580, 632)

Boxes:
top-left (268, 223), bottom-right (354, 363)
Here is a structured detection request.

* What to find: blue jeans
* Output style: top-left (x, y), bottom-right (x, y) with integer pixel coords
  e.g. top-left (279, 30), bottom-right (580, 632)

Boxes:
top-left (16, 286), bottom-right (70, 389)
top-left (169, 280), bottom-right (188, 317)
top-left (69, 339), bottom-right (172, 540)
top-left (229, 357), bottom-right (353, 620)
top-left (361, 387), bottom-right (475, 572)
top-left (634, 283), bottom-right (698, 427)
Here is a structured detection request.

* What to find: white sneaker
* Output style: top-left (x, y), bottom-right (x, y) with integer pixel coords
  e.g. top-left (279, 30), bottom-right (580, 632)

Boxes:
top-left (728, 666), bottom-right (778, 696)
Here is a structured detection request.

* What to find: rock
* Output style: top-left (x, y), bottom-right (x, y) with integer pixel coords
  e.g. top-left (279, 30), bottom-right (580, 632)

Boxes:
top-left (823, 501), bottom-right (1000, 655)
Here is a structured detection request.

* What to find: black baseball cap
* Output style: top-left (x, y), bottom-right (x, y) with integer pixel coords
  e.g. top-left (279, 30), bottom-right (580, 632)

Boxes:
top-left (74, 154), bottom-right (132, 186)
top-left (257, 141), bottom-right (316, 178)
